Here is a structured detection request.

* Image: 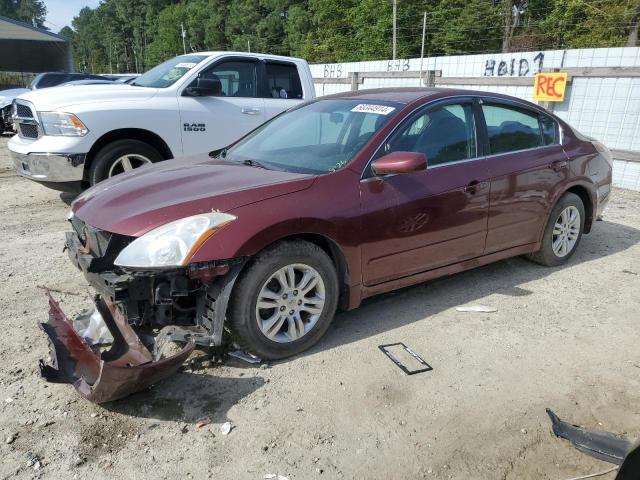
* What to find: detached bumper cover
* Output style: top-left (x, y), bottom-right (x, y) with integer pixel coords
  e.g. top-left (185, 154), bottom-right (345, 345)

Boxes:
top-left (40, 293), bottom-right (194, 403)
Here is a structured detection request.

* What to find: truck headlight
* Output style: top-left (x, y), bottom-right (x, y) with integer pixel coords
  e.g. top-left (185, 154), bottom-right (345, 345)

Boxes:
top-left (39, 112), bottom-right (89, 136)
top-left (114, 212), bottom-right (236, 268)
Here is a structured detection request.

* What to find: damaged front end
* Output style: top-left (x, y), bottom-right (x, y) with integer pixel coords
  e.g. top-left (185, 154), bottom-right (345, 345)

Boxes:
top-left (40, 294), bottom-right (194, 403)
top-left (38, 215), bottom-right (242, 403)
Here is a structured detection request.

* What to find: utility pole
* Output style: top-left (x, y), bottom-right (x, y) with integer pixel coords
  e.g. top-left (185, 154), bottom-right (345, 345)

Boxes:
top-left (392, 0), bottom-right (397, 60)
top-left (247, 40), bottom-right (251, 52)
top-left (419, 11), bottom-right (426, 87)
top-left (180, 23), bottom-right (187, 55)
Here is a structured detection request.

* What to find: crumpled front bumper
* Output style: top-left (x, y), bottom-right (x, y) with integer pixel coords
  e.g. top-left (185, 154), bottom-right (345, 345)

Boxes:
top-left (39, 293), bottom-right (195, 403)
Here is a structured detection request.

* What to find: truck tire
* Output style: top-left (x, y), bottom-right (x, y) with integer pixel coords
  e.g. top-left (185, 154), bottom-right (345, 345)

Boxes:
top-left (89, 139), bottom-right (163, 185)
top-left (228, 240), bottom-right (339, 360)
top-left (527, 192), bottom-right (585, 266)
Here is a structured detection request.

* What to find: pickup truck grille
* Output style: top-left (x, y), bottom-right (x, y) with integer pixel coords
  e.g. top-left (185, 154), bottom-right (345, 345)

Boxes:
top-left (13, 100), bottom-right (40, 139)
top-left (18, 123), bottom-right (38, 138)
top-left (15, 103), bottom-right (33, 118)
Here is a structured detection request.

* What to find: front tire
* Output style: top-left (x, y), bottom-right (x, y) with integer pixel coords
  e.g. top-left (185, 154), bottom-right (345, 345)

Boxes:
top-left (228, 240), bottom-right (339, 360)
top-left (88, 139), bottom-right (162, 185)
top-left (527, 192), bottom-right (585, 266)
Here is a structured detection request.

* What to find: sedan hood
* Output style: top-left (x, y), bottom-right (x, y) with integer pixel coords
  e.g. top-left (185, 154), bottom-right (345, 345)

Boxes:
top-left (72, 156), bottom-right (315, 237)
top-left (18, 84), bottom-right (158, 111)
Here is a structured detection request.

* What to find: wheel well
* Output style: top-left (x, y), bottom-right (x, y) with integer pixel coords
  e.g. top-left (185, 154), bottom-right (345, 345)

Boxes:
top-left (566, 185), bottom-right (594, 233)
top-left (251, 233), bottom-right (351, 310)
top-left (84, 129), bottom-right (174, 177)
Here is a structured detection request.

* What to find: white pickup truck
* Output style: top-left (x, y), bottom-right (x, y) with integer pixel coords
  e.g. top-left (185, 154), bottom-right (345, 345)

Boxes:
top-left (9, 52), bottom-right (316, 190)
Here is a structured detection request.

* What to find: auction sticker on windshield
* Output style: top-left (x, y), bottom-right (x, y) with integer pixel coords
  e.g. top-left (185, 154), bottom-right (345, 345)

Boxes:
top-left (351, 104), bottom-right (396, 115)
top-left (175, 62), bottom-right (197, 69)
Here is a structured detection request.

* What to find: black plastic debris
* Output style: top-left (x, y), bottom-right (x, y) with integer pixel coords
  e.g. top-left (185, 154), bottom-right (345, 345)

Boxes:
top-left (378, 343), bottom-right (432, 375)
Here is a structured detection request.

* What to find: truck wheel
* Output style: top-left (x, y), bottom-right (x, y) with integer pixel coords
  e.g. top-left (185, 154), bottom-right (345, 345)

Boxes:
top-left (527, 192), bottom-right (585, 266)
top-left (89, 139), bottom-right (162, 185)
top-left (228, 240), bottom-right (339, 360)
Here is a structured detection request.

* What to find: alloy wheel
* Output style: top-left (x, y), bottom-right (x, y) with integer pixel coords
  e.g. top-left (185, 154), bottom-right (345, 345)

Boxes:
top-left (552, 205), bottom-right (581, 257)
top-left (107, 154), bottom-right (152, 177)
top-left (255, 263), bottom-right (326, 343)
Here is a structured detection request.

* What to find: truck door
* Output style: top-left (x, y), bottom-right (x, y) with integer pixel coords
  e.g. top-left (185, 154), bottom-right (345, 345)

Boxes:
top-left (262, 61), bottom-right (307, 120)
top-left (178, 58), bottom-right (265, 155)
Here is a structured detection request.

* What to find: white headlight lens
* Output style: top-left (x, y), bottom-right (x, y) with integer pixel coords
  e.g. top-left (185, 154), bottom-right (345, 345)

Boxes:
top-left (114, 212), bottom-right (236, 268)
top-left (40, 111), bottom-right (88, 136)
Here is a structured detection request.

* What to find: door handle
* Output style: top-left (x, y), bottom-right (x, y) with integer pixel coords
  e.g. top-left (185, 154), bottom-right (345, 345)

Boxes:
top-left (463, 180), bottom-right (488, 194)
top-left (549, 160), bottom-right (568, 172)
top-left (241, 107), bottom-right (261, 115)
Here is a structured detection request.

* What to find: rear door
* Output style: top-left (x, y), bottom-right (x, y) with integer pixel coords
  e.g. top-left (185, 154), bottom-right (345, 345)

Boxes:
top-left (479, 99), bottom-right (568, 253)
top-left (261, 61), bottom-right (306, 120)
top-left (178, 57), bottom-right (265, 155)
top-left (360, 99), bottom-right (490, 285)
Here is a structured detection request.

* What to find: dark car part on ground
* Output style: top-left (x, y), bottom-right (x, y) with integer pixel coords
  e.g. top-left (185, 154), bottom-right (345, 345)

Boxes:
top-left (40, 293), bottom-right (194, 403)
top-left (547, 409), bottom-right (640, 480)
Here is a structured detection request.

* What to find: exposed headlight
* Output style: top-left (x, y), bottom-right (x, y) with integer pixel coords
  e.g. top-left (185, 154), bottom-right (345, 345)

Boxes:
top-left (39, 111), bottom-right (89, 136)
top-left (114, 212), bottom-right (236, 268)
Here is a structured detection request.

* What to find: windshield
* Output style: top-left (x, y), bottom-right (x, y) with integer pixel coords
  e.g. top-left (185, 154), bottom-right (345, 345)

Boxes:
top-left (225, 99), bottom-right (401, 174)
top-left (131, 55), bottom-right (208, 88)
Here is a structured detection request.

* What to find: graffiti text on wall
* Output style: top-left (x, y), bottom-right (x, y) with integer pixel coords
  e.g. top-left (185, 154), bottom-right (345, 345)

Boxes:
top-left (323, 64), bottom-right (344, 78)
top-left (387, 59), bottom-right (411, 72)
top-left (484, 52), bottom-right (544, 77)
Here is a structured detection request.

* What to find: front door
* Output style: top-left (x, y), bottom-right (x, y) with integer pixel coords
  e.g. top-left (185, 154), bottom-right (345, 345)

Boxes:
top-left (478, 100), bottom-right (569, 253)
top-left (360, 100), bottom-right (490, 286)
top-left (178, 58), bottom-right (265, 155)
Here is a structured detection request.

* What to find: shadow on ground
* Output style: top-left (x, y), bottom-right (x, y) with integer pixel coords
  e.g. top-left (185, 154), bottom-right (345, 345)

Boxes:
top-left (103, 371), bottom-right (265, 423)
top-left (310, 219), bottom-right (640, 355)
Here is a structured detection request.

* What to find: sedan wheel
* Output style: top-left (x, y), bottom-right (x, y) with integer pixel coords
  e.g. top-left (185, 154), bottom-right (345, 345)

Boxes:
top-left (551, 206), bottom-right (581, 258)
top-left (527, 192), bottom-right (585, 266)
top-left (107, 154), bottom-right (152, 177)
top-left (228, 240), bottom-right (339, 359)
top-left (255, 263), bottom-right (326, 343)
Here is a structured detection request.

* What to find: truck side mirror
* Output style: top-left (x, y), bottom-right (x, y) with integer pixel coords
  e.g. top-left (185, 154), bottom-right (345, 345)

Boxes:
top-left (184, 76), bottom-right (222, 97)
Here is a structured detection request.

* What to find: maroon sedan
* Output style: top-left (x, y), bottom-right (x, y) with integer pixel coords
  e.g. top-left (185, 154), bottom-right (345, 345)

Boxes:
top-left (45, 88), bottom-right (612, 401)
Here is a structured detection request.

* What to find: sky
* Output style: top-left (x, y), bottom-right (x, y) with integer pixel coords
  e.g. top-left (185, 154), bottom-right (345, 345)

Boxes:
top-left (43, 0), bottom-right (100, 32)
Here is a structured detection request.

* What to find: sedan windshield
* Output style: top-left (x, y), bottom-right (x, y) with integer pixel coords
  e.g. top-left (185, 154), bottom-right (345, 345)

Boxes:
top-left (131, 55), bottom-right (208, 88)
top-left (225, 99), bottom-right (401, 174)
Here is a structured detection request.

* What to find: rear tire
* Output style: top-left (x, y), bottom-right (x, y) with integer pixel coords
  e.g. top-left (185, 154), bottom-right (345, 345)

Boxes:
top-left (88, 139), bottom-right (162, 185)
top-left (527, 192), bottom-right (585, 266)
top-left (228, 240), bottom-right (339, 360)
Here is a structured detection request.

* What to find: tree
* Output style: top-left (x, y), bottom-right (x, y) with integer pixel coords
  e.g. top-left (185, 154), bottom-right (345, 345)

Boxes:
top-left (0, 0), bottom-right (46, 28)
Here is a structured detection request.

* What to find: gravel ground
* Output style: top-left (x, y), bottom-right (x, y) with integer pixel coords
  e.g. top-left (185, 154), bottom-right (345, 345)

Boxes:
top-left (1, 135), bottom-right (639, 480)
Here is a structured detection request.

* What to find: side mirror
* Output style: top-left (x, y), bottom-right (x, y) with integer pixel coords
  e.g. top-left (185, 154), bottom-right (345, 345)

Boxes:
top-left (184, 76), bottom-right (221, 97)
top-left (371, 151), bottom-right (427, 176)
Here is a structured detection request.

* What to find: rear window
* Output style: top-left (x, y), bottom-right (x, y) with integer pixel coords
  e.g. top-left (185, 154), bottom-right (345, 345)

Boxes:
top-left (482, 103), bottom-right (543, 154)
top-left (265, 62), bottom-right (303, 99)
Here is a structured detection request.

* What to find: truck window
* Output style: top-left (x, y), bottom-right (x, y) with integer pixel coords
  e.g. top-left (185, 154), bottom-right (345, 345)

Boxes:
top-left (265, 62), bottom-right (303, 99)
top-left (199, 60), bottom-right (258, 98)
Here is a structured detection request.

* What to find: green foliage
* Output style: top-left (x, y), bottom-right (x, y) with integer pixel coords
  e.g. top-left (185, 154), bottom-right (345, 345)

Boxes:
top-left (55, 0), bottom-right (639, 73)
top-left (0, 0), bottom-right (46, 28)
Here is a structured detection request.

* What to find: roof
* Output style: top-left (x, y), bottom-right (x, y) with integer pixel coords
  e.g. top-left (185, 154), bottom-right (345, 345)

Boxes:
top-left (323, 87), bottom-right (540, 107)
top-left (0, 15), bottom-right (68, 42)
top-left (190, 51), bottom-right (307, 63)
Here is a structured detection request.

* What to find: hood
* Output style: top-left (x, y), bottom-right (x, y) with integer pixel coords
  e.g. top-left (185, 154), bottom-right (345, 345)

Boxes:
top-left (0, 88), bottom-right (30, 107)
top-left (72, 156), bottom-right (316, 237)
top-left (18, 84), bottom-right (158, 111)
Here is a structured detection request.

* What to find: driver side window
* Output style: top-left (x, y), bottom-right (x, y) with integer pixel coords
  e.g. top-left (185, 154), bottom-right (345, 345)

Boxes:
top-left (197, 60), bottom-right (258, 97)
top-left (384, 103), bottom-right (477, 167)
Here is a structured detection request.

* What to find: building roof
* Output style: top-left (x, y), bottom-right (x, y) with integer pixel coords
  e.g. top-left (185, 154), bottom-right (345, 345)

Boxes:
top-left (0, 15), bottom-right (68, 42)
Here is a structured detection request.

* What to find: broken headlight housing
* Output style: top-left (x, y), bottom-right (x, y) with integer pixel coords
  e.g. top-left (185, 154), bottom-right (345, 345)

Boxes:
top-left (39, 111), bottom-right (89, 136)
top-left (114, 212), bottom-right (236, 268)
